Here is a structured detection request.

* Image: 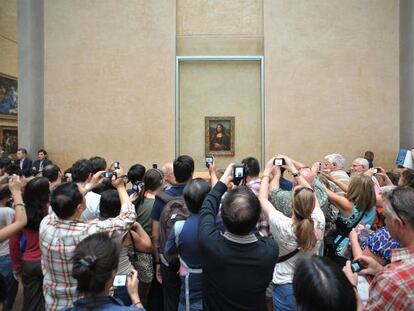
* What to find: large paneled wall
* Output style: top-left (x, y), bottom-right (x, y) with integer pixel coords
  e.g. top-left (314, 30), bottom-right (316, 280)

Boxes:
top-left (44, 0), bottom-right (176, 169)
top-left (22, 0), bottom-right (399, 170)
top-left (264, 0), bottom-right (399, 168)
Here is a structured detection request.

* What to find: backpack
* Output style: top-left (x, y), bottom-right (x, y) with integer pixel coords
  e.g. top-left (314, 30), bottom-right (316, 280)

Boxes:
top-left (157, 191), bottom-right (190, 266)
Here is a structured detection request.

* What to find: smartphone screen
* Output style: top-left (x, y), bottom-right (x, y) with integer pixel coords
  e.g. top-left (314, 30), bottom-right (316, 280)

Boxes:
top-left (113, 275), bottom-right (126, 287)
top-left (234, 166), bottom-right (244, 178)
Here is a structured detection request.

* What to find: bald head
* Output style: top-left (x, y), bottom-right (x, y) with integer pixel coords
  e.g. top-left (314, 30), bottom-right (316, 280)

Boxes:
top-left (162, 162), bottom-right (175, 185)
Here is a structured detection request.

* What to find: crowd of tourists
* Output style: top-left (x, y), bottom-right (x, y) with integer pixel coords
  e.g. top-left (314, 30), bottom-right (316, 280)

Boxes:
top-left (0, 147), bottom-right (413, 311)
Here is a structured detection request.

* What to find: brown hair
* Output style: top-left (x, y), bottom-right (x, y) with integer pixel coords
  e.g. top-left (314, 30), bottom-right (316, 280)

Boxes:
top-left (346, 175), bottom-right (376, 211)
top-left (292, 187), bottom-right (317, 251)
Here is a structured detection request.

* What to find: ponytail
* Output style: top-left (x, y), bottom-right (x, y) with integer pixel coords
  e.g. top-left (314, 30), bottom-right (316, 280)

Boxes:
top-left (295, 218), bottom-right (317, 251)
top-left (292, 187), bottom-right (317, 252)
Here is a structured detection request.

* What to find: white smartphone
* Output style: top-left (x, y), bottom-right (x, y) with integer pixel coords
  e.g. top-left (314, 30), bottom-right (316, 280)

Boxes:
top-left (113, 275), bottom-right (126, 287)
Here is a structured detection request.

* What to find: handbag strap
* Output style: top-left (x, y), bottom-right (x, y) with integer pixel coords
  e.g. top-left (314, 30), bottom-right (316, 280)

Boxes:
top-left (276, 248), bottom-right (300, 263)
top-left (333, 209), bottom-right (367, 249)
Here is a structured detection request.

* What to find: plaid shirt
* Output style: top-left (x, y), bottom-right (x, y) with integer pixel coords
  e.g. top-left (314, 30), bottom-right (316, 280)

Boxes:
top-left (365, 247), bottom-right (414, 310)
top-left (39, 202), bottom-right (136, 311)
top-left (246, 178), bottom-right (270, 237)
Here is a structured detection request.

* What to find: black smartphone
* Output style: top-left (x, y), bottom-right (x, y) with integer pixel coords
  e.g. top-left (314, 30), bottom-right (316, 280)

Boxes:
top-left (152, 164), bottom-right (158, 169)
top-left (351, 260), bottom-right (362, 273)
top-left (233, 164), bottom-right (244, 185)
top-left (273, 158), bottom-right (285, 166)
top-left (205, 155), bottom-right (213, 168)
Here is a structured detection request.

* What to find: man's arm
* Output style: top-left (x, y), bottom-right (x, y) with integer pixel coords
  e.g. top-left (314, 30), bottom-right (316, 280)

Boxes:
top-left (199, 164), bottom-right (233, 245)
top-left (92, 168), bottom-right (136, 234)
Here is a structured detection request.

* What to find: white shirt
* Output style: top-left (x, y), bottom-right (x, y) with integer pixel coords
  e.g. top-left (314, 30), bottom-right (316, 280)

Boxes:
top-left (0, 207), bottom-right (15, 256)
top-left (80, 191), bottom-right (101, 221)
top-left (268, 203), bottom-right (325, 285)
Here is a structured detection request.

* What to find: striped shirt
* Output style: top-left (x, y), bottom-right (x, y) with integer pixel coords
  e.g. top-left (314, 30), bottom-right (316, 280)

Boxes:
top-left (39, 202), bottom-right (136, 311)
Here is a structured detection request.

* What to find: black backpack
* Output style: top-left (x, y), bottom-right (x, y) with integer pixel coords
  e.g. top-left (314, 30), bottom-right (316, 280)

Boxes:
top-left (157, 191), bottom-right (190, 265)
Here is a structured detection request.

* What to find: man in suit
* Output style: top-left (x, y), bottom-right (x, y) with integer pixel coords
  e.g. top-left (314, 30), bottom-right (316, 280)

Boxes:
top-left (16, 148), bottom-right (33, 177)
top-left (32, 149), bottom-right (52, 175)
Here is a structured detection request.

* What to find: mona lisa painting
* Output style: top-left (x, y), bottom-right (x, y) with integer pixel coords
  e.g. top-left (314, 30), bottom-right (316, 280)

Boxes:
top-left (205, 116), bottom-right (235, 156)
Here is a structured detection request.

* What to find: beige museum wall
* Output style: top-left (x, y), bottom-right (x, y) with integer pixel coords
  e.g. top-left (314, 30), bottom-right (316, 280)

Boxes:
top-left (179, 61), bottom-right (261, 172)
top-left (0, 0), bottom-right (17, 130)
top-left (44, 0), bottom-right (176, 170)
top-left (264, 0), bottom-right (399, 170)
top-left (0, 0), bottom-right (17, 77)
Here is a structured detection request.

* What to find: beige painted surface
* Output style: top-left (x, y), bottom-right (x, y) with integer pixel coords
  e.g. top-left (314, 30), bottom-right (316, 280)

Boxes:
top-left (177, 0), bottom-right (263, 36)
top-left (177, 37), bottom-right (263, 56)
top-left (179, 61), bottom-right (261, 171)
top-left (44, 0), bottom-right (176, 170)
top-left (0, 0), bottom-right (17, 129)
top-left (264, 0), bottom-right (399, 170)
top-left (0, 0), bottom-right (17, 76)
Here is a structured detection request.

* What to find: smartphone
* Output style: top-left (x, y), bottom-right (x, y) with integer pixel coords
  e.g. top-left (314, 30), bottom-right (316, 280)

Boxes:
top-left (372, 168), bottom-right (378, 174)
top-left (205, 155), bottom-right (213, 168)
top-left (113, 161), bottom-right (120, 169)
top-left (233, 165), bottom-right (244, 180)
top-left (273, 158), bottom-right (285, 166)
top-left (103, 171), bottom-right (113, 178)
top-left (113, 275), bottom-right (126, 287)
top-left (152, 163), bottom-right (158, 169)
top-left (351, 260), bottom-right (362, 273)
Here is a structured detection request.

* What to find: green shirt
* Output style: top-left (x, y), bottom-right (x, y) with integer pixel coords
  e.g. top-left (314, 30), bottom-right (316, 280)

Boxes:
top-left (136, 197), bottom-right (154, 236)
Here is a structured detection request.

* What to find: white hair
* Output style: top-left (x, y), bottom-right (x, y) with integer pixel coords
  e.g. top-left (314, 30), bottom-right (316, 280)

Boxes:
top-left (353, 158), bottom-right (369, 169)
top-left (324, 153), bottom-right (345, 170)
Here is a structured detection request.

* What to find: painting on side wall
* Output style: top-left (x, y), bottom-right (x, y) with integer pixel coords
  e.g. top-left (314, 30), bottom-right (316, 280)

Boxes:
top-left (0, 74), bottom-right (18, 117)
top-left (205, 116), bottom-right (235, 156)
top-left (1, 128), bottom-right (18, 154)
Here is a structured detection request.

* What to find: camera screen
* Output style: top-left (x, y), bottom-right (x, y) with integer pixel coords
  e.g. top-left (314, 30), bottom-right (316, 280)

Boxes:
top-left (351, 261), bottom-right (362, 273)
top-left (205, 157), bottom-right (213, 164)
top-left (104, 172), bottom-right (113, 178)
top-left (235, 167), bottom-right (244, 178)
top-left (274, 159), bottom-right (284, 166)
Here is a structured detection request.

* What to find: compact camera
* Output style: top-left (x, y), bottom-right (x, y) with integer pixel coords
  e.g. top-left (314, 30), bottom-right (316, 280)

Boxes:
top-left (351, 260), bottom-right (362, 273)
top-left (233, 164), bottom-right (245, 185)
top-left (103, 171), bottom-right (116, 179)
top-left (273, 158), bottom-right (285, 166)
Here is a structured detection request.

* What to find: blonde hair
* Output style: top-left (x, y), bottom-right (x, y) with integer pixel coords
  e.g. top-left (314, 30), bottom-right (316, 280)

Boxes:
top-left (346, 175), bottom-right (376, 211)
top-left (292, 187), bottom-right (317, 252)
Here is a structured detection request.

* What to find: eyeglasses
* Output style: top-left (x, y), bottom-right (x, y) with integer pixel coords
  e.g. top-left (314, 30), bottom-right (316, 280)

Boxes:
top-left (294, 187), bottom-right (314, 196)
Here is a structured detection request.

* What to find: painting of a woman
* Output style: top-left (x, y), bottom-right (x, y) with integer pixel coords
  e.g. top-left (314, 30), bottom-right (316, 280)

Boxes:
top-left (205, 117), bottom-right (234, 156)
top-left (210, 123), bottom-right (230, 151)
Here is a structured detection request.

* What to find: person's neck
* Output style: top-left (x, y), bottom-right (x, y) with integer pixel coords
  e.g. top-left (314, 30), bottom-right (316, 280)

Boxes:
top-left (145, 191), bottom-right (156, 199)
top-left (399, 229), bottom-right (414, 249)
top-left (246, 175), bottom-right (259, 183)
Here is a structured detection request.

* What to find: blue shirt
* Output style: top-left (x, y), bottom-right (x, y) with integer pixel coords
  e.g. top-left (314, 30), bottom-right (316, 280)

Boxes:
top-left (150, 184), bottom-right (186, 221)
top-left (279, 177), bottom-right (293, 191)
top-left (166, 214), bottom-right (203, 304)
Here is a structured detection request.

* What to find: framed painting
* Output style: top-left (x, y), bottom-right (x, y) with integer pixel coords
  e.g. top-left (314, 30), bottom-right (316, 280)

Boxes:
top-left (205, 116), bottom-right (235, 156)
top-left (1, 128), bottom-right (18, 154)
top-left (0, 74), bottom-right (18, 118)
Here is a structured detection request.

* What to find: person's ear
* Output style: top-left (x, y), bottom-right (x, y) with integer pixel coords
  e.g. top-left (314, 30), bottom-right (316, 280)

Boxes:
top-left (332, 162), bottom-right (337, 169)
top-left (394, 217), bottom-right (406, 235)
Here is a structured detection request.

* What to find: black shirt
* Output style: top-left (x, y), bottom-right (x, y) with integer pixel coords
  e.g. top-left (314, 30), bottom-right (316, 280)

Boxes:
top-left (199, 182), bottom-right (279, 311)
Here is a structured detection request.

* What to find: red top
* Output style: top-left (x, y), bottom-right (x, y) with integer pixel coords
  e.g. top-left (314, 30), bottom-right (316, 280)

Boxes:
top-left (9, 226), bottom-right (41, 271)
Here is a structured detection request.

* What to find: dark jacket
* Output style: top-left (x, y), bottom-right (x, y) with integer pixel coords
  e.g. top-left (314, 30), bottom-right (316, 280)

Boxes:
top-left (61, 296), bottom-right (145, 311)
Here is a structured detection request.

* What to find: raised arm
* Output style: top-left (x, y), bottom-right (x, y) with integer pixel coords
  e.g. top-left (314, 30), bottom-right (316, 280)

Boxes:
top-left (322, 172), bottom-right (349, 192)
top-left (199, 163), bottom-right (232, 244)
top-left (280, 155), bottom-right (312, 189)
top-left (0, 176), bottom-right (26, 242)
top-left (208, 155), bottom-right (218, 187)
top-left (326, 187), bottom-right (353, 216)
top-left (259, 157), bottom-right (278, 219)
